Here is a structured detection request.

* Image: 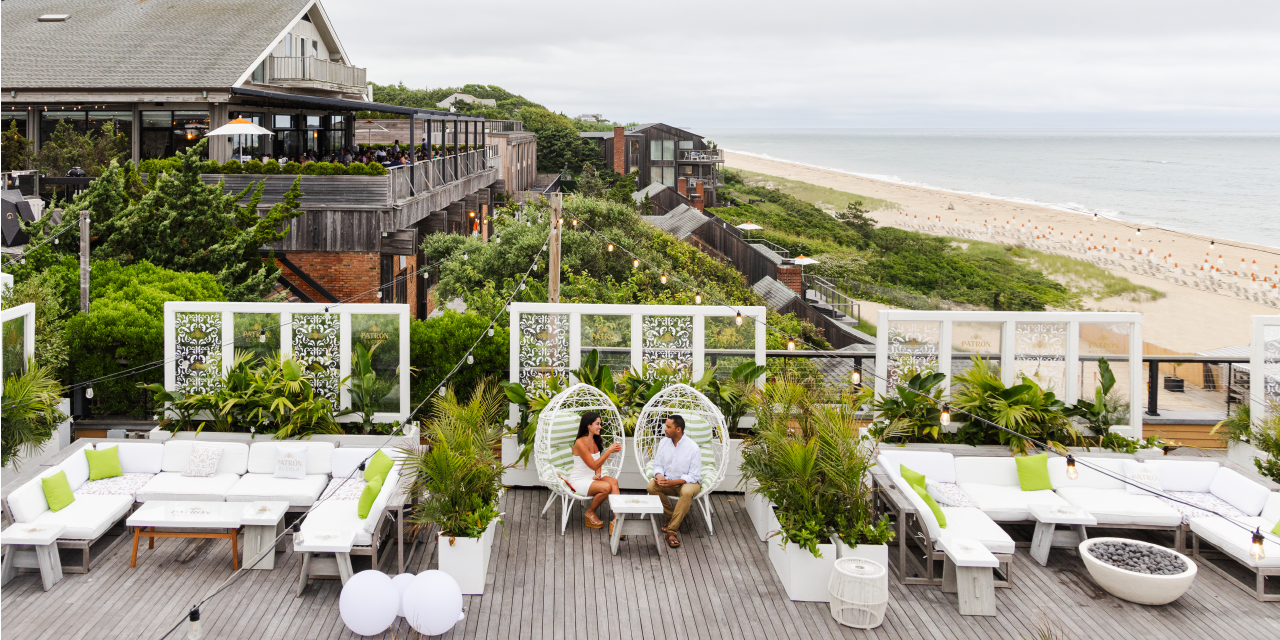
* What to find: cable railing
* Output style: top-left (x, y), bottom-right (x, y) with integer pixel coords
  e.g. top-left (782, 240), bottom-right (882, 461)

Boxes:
top-left (744, 238), bottom-right (790, 257)
top-left (803, 274), bottom-right (862, 323)
top-left (387, 149), bottom-right (490, 203)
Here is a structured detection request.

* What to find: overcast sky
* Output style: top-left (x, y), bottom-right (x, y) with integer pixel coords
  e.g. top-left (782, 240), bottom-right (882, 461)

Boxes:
top-left (325, 0), bottom-right (1280, 129)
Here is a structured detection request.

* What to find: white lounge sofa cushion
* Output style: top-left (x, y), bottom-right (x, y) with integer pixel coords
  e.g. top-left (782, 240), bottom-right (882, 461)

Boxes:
top-left (937, 507), bottom-right (1016, 555)
top-left (96, 442), bottom-right (164, 474)
top-left (1262, 492), bottom-right (1280, 524)
top-left (75, 473), bottom-right (155, 499)
top-left (1149, 460), bottom-right (1219, 493)
top-left (1121, 460), bottom-right (1163, 495)
top-left (1155, 491), bottom-right (1248, 525)
top-left (1190, 515), bottom-right (1280, 568)
top-left (1208, 468), bottom-right (1271, 517)
top-left (7, 457), bottom-right (94, 523)
top-left (956, 483), bottom-right (1070, 521)
top-left (1047, 456), bottom-right (1126, 491)
top-left (331, 447), bottom-right (402, 480)
top-left (161, 441), bottom-right (249, 475)
top-left (1054, 487), bottom-right (1181, 526)
top-left (59, 445), bottom-right (92, 490)
top-left (877, 451), bottom-right (957, 484)
top-left (299, 472), bottom-right (398, 546)
top-left (246, 441), bottom-right (334, 476)
top-left (26, 494), bottom-right (133, 540)
top-left (953, 457), bottom-right (1019, 487)
top-left (225, 473), bottom-right (328, 506)
top-left (135, 472), bottom-right (241, 502)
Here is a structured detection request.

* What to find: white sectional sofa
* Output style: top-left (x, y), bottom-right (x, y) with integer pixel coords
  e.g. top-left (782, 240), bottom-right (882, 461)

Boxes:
top-left (297, 447), bottom-right (403, 566)
top-left (1044, 457), bottom-right (1183, 546)
top-left (225, 442), bottom-right (335, 509)
top-left (76, 443), bottom-right (165, 499)
top-left (4, 443), bottom-right (134, 572)
top-left (953, 456), bottom-right (1073, 521)
top-left (1189, 492), bottom-right (1280, 601)
top-left (134, 441), bottom-right (250, 502)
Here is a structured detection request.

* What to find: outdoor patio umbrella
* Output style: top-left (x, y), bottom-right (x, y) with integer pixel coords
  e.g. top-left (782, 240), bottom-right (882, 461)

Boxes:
top-left (355, 119), bottom-right (389, 146)
top-left (792, 255), bottom-right (820, 266)
top-left (204, 117), bottom-right (274, 137)
top-left (736, 222), bottom-right (763, 239)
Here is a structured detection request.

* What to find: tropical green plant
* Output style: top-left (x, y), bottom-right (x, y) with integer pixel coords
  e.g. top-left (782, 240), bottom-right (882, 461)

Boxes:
top-left (704, 360), bottom-right (766, 433)
top-left (1, 360), bottom-right (67, 468)
top-left (811, 394), bottom-right (896, 547)
top-left (1, 272), bottom-right (70, 378)
top-left (868, 370), bottom-right (947, 442)
top-left (401, 379), bottom-right (507, 538)
top-left (341, 343), bottom-right (395, 433)
top-left (501, 377), bottom-right (562, 467)
top-left (950, 358), bottom-right (1078, 454)
top-left (1211, 404), bottom-right (1252, 445)
top-left (1066, 357), bottom-right (1129, 434)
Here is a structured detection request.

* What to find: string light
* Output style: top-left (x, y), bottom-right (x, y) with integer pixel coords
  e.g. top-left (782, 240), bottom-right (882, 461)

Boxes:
top-left (258, 328), bottom-right (266, 343)
top-left (607, 243), bottom-right (614, 252)
top-left (786, 339), bottom-right (795, 351)
top-left (84, 383), bottom-right (94, 399)
top-left (375, 291), bottom-right (382, 298)
top-left (851, 368), bottom-right (862, 385)
top-left (488, 327), bottom-right (495, 337)
top-left (466, 354), bottom-right (474, 364)
top-left (571, 218), bottom-right (579, 227)
top-left (1066, 454), bottom-right (1078, 480)
top-left (694, 292), bottom-right (702, 304)
top-left (659, 273), bottom-right (668, 284)
top-left (1251, 529), bottom-right (1267, 562)
top-left (939, 404), bottom-right (951, 426)
top-left (186, 607), bottom-right (202, 640)
top-left (439, 386), bottom-right (446, 396)
top-left (632, 258), bottom-right (640, 269)
top-left (735, 311), bottom-right (743, 326)
top-left (463, 252), bottom-right (468, 261)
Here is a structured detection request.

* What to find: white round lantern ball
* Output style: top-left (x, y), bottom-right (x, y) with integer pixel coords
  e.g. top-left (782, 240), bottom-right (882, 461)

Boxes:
top-left (402, 570), bottom-right (464, 636)
top-left (339, 570), bottom-right (399, 636)
top-left (391, 573), bottom-right (415, 617)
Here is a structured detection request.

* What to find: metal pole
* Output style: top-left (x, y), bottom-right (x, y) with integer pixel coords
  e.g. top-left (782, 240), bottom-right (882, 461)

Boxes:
top-left (408, 115), bottom-right (416, 191)
top-left (1146, 359), bottom-right (1160, 417)
top-left (548, 192), bottom-right (562, 303)
top-left (79, 210), bottom-right (90, 313)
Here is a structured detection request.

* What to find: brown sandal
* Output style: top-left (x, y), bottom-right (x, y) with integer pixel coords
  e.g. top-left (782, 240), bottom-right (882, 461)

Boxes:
top-left (585, 513), bottom-right (603, 529)
top-left (666, 532), bottom-right (681, 548)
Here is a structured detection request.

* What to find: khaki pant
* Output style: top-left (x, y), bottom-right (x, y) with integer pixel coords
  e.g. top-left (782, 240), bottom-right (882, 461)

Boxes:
top-left (646, 479), bottom-right (701, 534)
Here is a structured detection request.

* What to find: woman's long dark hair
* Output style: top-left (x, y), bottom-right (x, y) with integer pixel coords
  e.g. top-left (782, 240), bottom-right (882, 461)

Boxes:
top-left (576, 411), bottom-right (605, 454)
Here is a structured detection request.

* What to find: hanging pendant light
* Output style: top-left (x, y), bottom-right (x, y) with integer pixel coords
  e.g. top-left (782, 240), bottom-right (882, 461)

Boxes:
top-left (1066, 454), bottom-right (1078, 480)
top-left (939, 404), bottom-right (951, 426)
top-left (786, 339), bottom-right (795, 351)
top-left (735, 311), bottom-right (743, 326)
top-left (258, 328), bottom-right (267, 343)
top-left (488, 327), bottom-right (495, 337)
top-left (694, 293), bottom-right (702, 304)
top-left (633, 258), bottom-right (640, 269)
top-left (1251, 529), bottom-right (1267, 562)
top-left (467, 354), bottom-right (474, 364)
top-left (659, 273), bottom-right (668, 284)
top-left (85, 383), bottom-right (95, 399)
top-left (607, 243), bottom-right (614, 252)
top-left (851, 368), bottom-right (861, 385)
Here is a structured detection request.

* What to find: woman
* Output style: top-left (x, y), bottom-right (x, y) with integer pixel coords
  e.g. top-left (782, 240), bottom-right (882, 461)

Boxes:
top-left (566, 411), bottom-right (622, 532)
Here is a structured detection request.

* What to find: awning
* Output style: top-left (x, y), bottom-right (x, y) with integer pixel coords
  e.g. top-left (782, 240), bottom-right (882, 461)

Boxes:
top-left (229, 87), bottom-right (483, 121)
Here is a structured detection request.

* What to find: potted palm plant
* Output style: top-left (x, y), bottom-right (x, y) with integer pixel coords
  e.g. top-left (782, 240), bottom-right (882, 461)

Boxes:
top-left (401, 379), bottom-right (507, 594)
top-left (2, 360), bottom-right (66, 469)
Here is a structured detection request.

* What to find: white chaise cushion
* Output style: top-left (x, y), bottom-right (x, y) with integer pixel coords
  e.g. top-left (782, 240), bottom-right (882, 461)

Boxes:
top-left (1156, 491), bottom-right (1247, 525)
top-left (26, 494), bottom-right (133, 540)
top-left (1054, 487), bottom-right (1181, 526)
top-left (225, 473), bottom-right (327, 506)
top-left (937, 507), bottom-right (1016, 555)
top-left (955, 483), bottom-right (1071, 521)
top-left (1150, 460), bottom-right (1219, 493)
top-left (299, 472), bottom-right (398, 546)
top-left (1208, 468), bottom-right (1271, 517)
top-left (161, 441), bottom-right (249, 475)
top-left (1048, 456), bottom-right (1126, 490)
top-left (953, 457), bottom-right (1020, 487)
top-left (135, 472), bottom-right (241, 502)
top-left (58, 445), bottom-right (92, 491)
top-left (1262, 492), bottom-right (1280, 524)
top-left (1189, 515), bottom-right (1280, 568)
top-left (877, 450), bottom-right (956, 484)
top-left (927, 481), bottom-right (979, 508)
top-left (96, 442), bottom-right (164, 474)
top-left (247, 441), bottom-right (334, 476)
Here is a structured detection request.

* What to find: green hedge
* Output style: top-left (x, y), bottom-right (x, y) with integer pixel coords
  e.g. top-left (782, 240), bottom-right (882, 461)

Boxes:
top-left (140, 158), bottom-right (388, 177)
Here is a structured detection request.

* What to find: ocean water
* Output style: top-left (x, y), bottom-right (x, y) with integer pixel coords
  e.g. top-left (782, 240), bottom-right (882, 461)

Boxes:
top-left (699, 129), bottom-right (1280, 248)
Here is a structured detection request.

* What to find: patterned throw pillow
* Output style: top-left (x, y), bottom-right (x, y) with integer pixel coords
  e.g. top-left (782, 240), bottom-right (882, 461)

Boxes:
top-left (182, 443), bottom-right (224, 478)
top-left (927, 481), bottom-right (980, 508)
top-left (274, 445), bottom-right (308, 480)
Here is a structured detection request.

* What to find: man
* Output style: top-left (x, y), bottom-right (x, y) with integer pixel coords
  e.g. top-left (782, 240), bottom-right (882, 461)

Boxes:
top-left (392, 139), bottom-right (401, 153)
top-left (646, 414), bottom-right (701, 548)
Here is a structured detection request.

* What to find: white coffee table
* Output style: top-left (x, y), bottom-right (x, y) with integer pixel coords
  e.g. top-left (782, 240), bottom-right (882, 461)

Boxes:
top-left (239, 501), bottom-right (290, 570)
top-left (294, 529), bottom-right (355, 596)
top-left (608, 494), bottom-right (665, 557)
top-left (1028, 503), bottom-right (1097, 567)
top-left (938, 536), bottom-right (998, 616)
top-left (127, 501), bottom-right (242, 570)
top-left (1, 523), bottom-right (66, 591)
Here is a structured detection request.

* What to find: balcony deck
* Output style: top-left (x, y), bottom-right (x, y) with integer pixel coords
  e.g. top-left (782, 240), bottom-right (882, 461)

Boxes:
top-left (2, 487), bottom-right (1277, 639)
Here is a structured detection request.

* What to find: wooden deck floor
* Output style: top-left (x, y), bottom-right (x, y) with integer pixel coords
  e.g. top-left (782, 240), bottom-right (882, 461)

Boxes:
top-left (3, 488), bottom-right (1278, 639)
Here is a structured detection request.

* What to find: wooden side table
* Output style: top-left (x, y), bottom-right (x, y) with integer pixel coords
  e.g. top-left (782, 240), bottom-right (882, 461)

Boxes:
top-left (1028, 503), bottom-right (1096, 567)
top-left (294, 530), bottom-right (355, 597)
top-left (239, 501), bottom-right (289, 570)
top-left (938, 536), bottom-right (998, 616)
top-left (1, 523), bottom-right (66, 591)
top-left (608, 494), bottom-right (665, 557)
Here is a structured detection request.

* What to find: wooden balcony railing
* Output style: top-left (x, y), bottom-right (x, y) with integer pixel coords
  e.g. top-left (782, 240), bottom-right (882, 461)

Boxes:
top-left (266, 56), bottom-right (367, 90)
top-left (484, 120), bottom-right (524, 132)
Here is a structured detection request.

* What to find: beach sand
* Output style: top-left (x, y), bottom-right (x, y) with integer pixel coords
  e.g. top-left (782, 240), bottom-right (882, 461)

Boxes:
top-left (724, 151), bottom-right (1278, 354)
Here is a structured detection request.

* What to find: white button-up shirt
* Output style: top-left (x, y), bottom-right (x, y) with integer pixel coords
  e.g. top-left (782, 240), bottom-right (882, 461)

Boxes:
top-left (652, 435), bottom-right (702, 484)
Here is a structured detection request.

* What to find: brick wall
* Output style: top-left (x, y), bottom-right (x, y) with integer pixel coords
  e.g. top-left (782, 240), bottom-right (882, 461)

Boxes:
top-left (277, 251), bottom-right (380, 303)
top-left (694, 181), bottom-right (705, 212)
top-left (677, 178), bottom-right (687, 198)
top-left (612, 126), bottom-right (626, 174)
top-left (777, 265), bottom-right (803, 296)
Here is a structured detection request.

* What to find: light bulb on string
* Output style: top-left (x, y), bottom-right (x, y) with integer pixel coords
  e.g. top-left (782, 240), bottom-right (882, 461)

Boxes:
top-left (186, 607), bottom-right (202, 640)
top-left (258, 328), bottom-right (267, 343)
top-left (632, 259), bottom-right (640, 269)
top-left (1066, 454), bottom-right (1078, 481)
top-left (735, 311), bottom-right (743, 326)
top-left (467, 354), bottom-right (474, 364)
top-left (694, 293), bottom-right (702, 304)
top-left (786, 339), bottom-right (796, 351)
top-left (851, 368), bottom-right (862, 385)
top-left (607, 243), bottom-right (614, 252)
top-left (488, 327), bottom-right (495, 337)
top-left (463, 252), bottom-right (468, 261)
top-left (939, 404), bottom-right (951, 426)
top-left (439, 386), bottom-right (446, 396)
top-left (1251, 529), bottom-right (1266, 562)
top-left (376, 290), bottom-right (382, 299)
top-left (571, 218), bottom-right (579, 227)
top-left (85, 383), bottom-right (94, 399)
top-left (659, 273), bottom-right (668, 285)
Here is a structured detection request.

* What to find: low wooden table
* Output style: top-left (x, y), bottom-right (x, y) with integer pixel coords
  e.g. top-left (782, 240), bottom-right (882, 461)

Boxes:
top-left (1, 523), bottom-right (65, 591)
top-left (938, 536), bottom-right (998, 616)
top-left (1028, 503), bottom-right (1096, 567)
top-left (238, 501), bottom-right (290, 570)
top-left (294, 529), bottom-right (355, 597)
top-left (608, 494), bottom-right (665, 557)
top-left (127, 502), bottom-right (242, 570)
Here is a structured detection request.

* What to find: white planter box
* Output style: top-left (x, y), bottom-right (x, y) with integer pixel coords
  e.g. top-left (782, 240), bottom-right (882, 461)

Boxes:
top-left (438, 518), bottom-right (500, 595)
top-left (834, 539), bottom-right (889, 569)
top-left (501, 435), bottom-right (542, 487)
top-left (768, 533), bottom-right (839, 601)
top-left (1228, 440), bottom-right (1266, 469)
top-left (743, 481), bottom-right (774, 542)
top-left (147, 425), bottom-right (419, 445)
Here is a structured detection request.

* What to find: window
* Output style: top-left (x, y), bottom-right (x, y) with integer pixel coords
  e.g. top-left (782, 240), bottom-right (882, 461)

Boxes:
top-left (678, 140), bottom-right (693, 149)
top-left (312, 41), bottom-right (319, 57)
top-left (39, 111), bottom-right (86, 146)
top-left (285, 36), bottom-right (292, 56)
top-left (650, 166), bottom-right (675, 187)
top-left (251, 61), bottom-right (265, 83)
top-left (649, 140), bottom-right (661, 161)
top-left (305, 115), bottom-right (322, 129)
top-left (87, 111), bottom-right (133, 147)
top-left (273, 114), bottom-right (294, 129)
top-left (140, 111), bottom-right (172, 159)
top-left (650, 139), bottom-right (675, 161)
top-left (228, 112), bottom-right (265, 159)
top-left (172, 111), bottom-right (209, 157)
top-left (1, 110), bottom-right (28, 143)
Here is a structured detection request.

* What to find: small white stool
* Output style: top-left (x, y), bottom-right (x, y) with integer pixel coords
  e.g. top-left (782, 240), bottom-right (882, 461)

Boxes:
top-left (1, 523), bottom-right (66, 591)
top-left (239, 501), bottom-right (289, 570)
top-left (294, 530), bottom-right (355, 597)
top-left (938, 536), bottom-right (998, 616)
top-left (828, 557), bottom-right (888, 629)
top-left (608, 494), bottom-right (664, 557)
top-left (1028, 503), bottom-right (1096, 567)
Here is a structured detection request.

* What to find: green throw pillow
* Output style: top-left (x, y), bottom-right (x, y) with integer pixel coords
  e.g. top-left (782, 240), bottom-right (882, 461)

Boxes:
top-left (364, 450), bottom-right (393, 484)
top-left (1271, 518), bottom-right (1280, 537)
top-left (901, 465), bottom-right (946, 529)
top-left (358, 477), bottom-right (384, 519)
top-left (86, 447), bottom-right (124, 481)
top-left (1016, 453), bottom-right (1053, 491)
top-left (42, 471), bottom-right (75, 512)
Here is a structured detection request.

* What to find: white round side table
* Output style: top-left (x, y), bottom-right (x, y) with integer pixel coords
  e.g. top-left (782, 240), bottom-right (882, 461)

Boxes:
top-left (828, 557), bottom-right (888, 629)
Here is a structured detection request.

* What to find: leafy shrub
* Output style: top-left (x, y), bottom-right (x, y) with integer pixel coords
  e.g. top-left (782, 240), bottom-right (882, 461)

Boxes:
top-left (281, 161), bottom-right (302, 175)
top-left (409, 311), bottom-right (508, 406)
top-left (345, 162), bottom-right (370, 176)
top-left (261, 160), bottom-right (281, 175)
top-left (220, 159), bottom-right (243, 174)
top-left (366, 162), bottom-right (387, 176)
top-left (243, 159), bottom-right (265, 174)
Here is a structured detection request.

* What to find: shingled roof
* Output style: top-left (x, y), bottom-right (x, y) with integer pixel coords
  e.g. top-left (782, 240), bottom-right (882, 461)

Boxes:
top-left (1, 0), bottom-right (312, 89)
top-left (641, 204), bottom-right (709, 241)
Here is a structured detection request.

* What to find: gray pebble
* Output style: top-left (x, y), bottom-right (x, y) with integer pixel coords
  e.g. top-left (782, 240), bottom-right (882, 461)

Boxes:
top-left (1087, 541), bottom-right (1187, 575)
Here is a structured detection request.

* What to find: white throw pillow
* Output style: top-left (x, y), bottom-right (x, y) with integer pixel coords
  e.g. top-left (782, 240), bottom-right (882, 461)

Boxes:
top-left (274, 445), bottom-right (308, 480)
top-left (1122, 460), bottom-right (1162, 496)
top-left (183, 443), bottom-right (224, 478)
